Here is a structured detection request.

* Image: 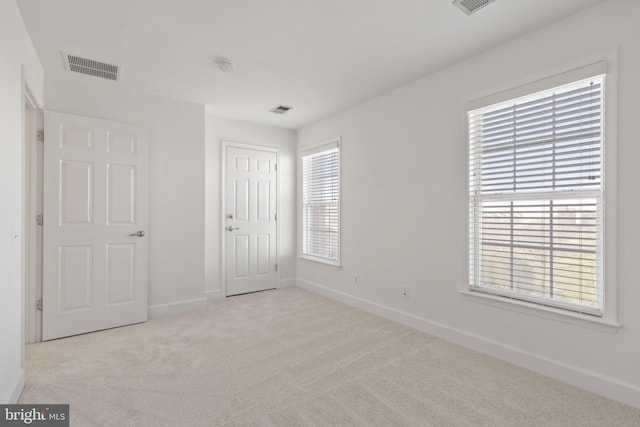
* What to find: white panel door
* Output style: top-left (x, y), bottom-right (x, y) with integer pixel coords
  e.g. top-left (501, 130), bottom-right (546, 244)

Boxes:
top-left (226, 146), bottom-right (277, 296)
top-left (43, 111), bottom-right (148, 340)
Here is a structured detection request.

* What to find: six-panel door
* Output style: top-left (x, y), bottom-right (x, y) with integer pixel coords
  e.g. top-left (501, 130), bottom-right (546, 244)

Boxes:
top-left (225, 146), bottom-right (278, 296)
top-left (42, 112), bottom-right (148, 340)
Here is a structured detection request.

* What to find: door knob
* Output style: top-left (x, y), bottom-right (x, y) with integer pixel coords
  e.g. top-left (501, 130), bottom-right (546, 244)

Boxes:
top-left (129, 230), bottom-right (145, 237)
top-left (227, 226), bottom-right (239, 231)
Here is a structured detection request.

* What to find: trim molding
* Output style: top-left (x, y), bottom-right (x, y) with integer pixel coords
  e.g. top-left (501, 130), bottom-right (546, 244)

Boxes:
top-left (148, 297), bottom-right (207, 319)
top-left (296, 278), bottom-right (640, 409)
top-left (9, 371), bottom-right (25, 403)
top-left (205, 289), bottom-right (222, 301)
top-left (279, 278), bottom-right (296, 288)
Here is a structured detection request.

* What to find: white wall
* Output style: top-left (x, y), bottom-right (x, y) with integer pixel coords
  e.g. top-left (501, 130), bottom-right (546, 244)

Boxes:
top-left (297, 0), bottom-right (640, 408)
top-left (205, 116), bottom-right (297, 299)
top-left (45, 73), bottom-right (206, 317)
top-left (0, 1), bottom-right (43, 403)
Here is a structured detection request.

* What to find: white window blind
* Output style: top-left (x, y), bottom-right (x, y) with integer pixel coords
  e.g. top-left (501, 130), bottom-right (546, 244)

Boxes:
top-left (468, 75), bottom-right (604, 316)
top-left (302, 141), bottom-right (340, 264)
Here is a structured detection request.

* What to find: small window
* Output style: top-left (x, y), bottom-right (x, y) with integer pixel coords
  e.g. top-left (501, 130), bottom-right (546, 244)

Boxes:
top-left (468, 74), bottom-right (605, 316)
top-left (301, 139), bottom-right (340, 265)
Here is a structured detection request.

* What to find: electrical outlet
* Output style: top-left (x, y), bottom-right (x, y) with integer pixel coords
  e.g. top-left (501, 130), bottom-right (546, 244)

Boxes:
top-left (402, 287), bottom-right (409, 298)
top-left (353, 275), bottom-right (359, 284)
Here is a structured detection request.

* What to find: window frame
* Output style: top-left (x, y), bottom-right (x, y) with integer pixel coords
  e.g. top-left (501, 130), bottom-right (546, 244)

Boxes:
top-left (299, 137), bottom-right (341, 267)
top-left (463, 59), bottom-right (619, 330)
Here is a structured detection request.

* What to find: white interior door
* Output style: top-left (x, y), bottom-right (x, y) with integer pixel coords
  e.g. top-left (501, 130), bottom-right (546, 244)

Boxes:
top-left (225, 146), bottom-right (278, 296)
top-left (42, 111), bottom-right (148, 340)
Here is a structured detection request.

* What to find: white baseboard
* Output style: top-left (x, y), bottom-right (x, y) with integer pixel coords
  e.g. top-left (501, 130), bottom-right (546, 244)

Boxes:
top-left (296, 278), bottom-right (640, 410)
top-left (205, 289), bottom-right (222, 301)
top-left (279, 278), bottom-right (296, 288)
top-left (8, 371), bottom-right (24, 404)
top-left (148, 297), bottom-right (207, 319)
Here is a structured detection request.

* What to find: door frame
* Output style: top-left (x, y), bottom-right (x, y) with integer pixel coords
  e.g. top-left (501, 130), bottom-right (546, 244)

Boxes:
top-left (220, 141), bottom-right (280, 298)
top-left (23, 69), bottom-right (44, 345)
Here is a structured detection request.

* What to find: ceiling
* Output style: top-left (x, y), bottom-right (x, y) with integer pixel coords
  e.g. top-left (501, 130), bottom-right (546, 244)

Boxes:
top-left (17, 0), bottom-right (603, 129)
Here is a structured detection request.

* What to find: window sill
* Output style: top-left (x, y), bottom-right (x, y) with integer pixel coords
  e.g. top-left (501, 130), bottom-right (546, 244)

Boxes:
top-left (459, 289), bottom-right (620, 334)
top-left (298, 255), bottom-right (342, 268)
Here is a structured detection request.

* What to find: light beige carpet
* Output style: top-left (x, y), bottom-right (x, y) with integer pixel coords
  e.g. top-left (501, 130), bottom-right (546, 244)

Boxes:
top-left (20, 287), bottom-right (640, 426)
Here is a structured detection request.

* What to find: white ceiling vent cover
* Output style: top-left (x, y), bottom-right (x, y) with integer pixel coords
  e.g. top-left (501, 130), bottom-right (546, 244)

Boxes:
top-left (453, 0), bottom-right (497, 15)
top-left (269, 104), bottom-right (293, 115)
top-left (63, 53), bottom-right (120, 81)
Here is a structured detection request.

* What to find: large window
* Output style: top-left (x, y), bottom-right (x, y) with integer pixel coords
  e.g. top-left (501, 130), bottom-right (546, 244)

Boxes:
top-left (468, 74), bottom-right (605, 316)
top-left (301, 139), bottom-right (340, 265)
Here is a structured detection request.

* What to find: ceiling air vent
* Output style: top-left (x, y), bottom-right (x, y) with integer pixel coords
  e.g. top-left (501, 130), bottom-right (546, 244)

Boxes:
top-left (452, 0), bottom-right (496, 15)
top-left (63, 53), bottom-right (120, 81)
top-left (269, 104), bottom-right (293, 115)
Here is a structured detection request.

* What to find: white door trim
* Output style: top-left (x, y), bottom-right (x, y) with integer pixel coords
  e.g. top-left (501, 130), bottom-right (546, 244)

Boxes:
top-left (220, 141), bottom-right (280, 298)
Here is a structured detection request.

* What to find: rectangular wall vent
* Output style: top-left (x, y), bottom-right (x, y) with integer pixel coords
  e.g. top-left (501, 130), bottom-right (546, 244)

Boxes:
top-left (453, 0), bottom-right (496, 15)
top-left (63, 53), bottom-right (120, 81)
top-left (269, 104), bottom-right (293, 115)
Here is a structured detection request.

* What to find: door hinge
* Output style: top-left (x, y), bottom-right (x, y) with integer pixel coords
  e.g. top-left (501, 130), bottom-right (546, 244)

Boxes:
top-left (275, 212), bottom-right (277, 221)
top-left (37, 130), bottom-right (44, 142)
top-left (275, 264), bottom-right (278, 272)
top-left (36, 214), bottom-right (43, 226)
top-left (275, 163), bottom-right (277, 172)
top-left (36, 299), bottom-right (43, 311)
